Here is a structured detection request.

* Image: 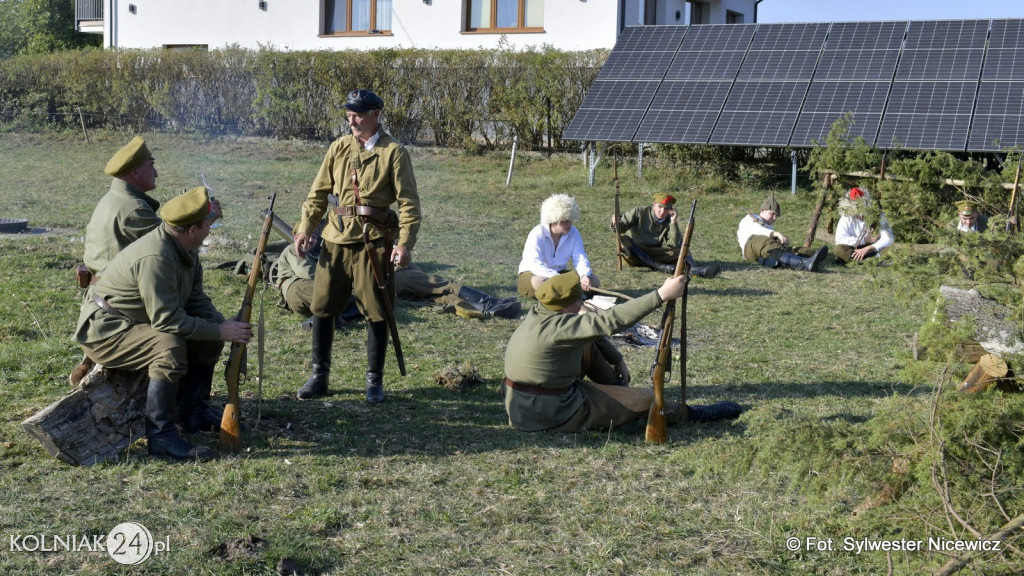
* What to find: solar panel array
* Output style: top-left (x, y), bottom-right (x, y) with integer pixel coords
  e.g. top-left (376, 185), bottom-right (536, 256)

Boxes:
top-left (562, 19), bottom-right (1024, 152)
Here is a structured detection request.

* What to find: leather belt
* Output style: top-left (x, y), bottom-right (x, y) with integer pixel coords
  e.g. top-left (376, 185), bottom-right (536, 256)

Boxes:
top-left (333, 205), bottom-right (386, 217)
top-left (504, 378), bottom-right (570, 396)
top-left (92, 293), bottom-right (126, 318)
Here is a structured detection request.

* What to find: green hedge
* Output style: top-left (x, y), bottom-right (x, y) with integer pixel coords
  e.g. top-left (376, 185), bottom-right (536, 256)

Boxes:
top-left (0, 46), bottom-right (605, 150)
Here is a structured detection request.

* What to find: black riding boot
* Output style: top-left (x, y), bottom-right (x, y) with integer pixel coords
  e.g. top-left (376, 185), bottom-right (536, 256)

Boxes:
top-left (146, 379), bottom-right (214, 461)
top-left (366, 321), bottom-right (387, 403)
top-left (687, 401), bottom-right (743, 423)
top-left (778, 246), bottom-right (828, 272)
top-left (627, 245), bottom-right (674, 274)
top-left (685, 254), bottom-right (721, 278)
top-left (457, 286), bottom-right (522, 319)
top-left (178, 363), bottom-right (222, 433)
top-left (297, 316), bottom-right (334, 400)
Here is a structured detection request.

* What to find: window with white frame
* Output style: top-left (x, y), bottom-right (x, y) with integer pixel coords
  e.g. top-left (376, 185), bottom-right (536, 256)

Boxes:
top-left (325, 0), bottom-right (393, 35)
top-left (466, 0), bottom-right (544, 32)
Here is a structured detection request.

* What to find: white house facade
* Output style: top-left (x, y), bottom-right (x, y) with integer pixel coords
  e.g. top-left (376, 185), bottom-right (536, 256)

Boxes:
top-left (74, 0), bottom-right (763, 51)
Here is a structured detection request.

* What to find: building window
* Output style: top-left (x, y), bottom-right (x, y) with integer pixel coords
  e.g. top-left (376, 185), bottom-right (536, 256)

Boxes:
top-left (325, 0), bottom-right (392, 35)
top-left (726, 10), bottom-right (743, 24)
top-left (466, 0), bottom-right (544, 32)
top-left (690, 1), bottom-right (708, 25)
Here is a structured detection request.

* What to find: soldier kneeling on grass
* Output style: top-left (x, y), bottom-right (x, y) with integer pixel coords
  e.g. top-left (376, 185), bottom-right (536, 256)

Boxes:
top-left (502, 270), bottom-right (740, 433)
top-left (736, 193), bottom-right (828, 272)
top-left (74, 187), bottom-right (252, 461)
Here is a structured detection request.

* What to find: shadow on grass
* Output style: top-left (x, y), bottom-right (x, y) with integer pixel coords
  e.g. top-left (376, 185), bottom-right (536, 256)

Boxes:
top-left (222, 378), bottom-right (754, 460)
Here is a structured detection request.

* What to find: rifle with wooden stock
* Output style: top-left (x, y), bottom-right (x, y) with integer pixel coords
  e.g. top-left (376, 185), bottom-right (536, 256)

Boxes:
top-left (645, 199), bottom-right (696, 444)
top-left (1007, 154), bottom-right (1022, 233)
top-left (220, 192), bottom-right (276, 452)
top-left (613, 157), bottom-right (623, 270)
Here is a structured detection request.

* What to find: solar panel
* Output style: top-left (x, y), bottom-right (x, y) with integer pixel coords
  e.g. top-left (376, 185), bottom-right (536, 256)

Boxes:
top-left (790, 22), bottom-right (906, 147)
top-left (878, 82), bottom-right (978, 150)
top-left (563, 26), bottom-right (687, 142)
top-left (634, 80), bottom-right (734, 143)
top-left (791, 81), bottom-right (892, 146)
top-left (709, 23), bottom-right (828, 146)
top-left (562, 19), bottom-right (1024, 152)
top-left (710, 82), bottom-right (808, 146)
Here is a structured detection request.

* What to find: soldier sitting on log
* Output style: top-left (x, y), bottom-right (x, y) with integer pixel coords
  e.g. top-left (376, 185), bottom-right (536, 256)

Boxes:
top-left (74, 187), bottom-right (252, 461)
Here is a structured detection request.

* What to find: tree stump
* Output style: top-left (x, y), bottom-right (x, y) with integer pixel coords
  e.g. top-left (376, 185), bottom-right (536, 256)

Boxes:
top-left (959, 354), bottom-right (1017, 394)
top-left (22, 365), bottom-right (147, 465)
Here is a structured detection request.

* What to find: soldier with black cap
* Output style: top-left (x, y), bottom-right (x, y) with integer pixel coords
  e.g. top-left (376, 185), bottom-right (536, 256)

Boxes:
top-left (613, 192), bottom-right (720, 278)
top-left (502, 270), bottom-right (741, 433)
top-left (292, 88), bottom-right (421, 403)
top-left (736, 193), bottom-right (828, 272)
top-left (74, 187), bottom-right (253, 461)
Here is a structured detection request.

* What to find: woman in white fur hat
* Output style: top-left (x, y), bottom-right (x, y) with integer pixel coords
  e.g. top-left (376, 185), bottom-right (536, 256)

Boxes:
top-left (517, 194), bottom-right (600, 299)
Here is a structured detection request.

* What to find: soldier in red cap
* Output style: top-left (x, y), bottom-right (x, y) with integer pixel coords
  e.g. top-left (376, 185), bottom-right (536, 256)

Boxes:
top-left (613, 193), bottom-right (720, 278)
top-left (834, 188), bottom-right (893, 263)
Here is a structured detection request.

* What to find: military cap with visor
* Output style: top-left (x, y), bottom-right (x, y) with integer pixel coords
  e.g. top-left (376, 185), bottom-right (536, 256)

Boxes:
top-left (956, 199), bottom-right (977, 217)
top-left (536, 270), bottom-right (584, 311)
top-left (160, 186), bottom-right (214, 228)
top-left (343, 89), bottom-right (384, 113)
top-left (104, 136), bottom-right (153, 177)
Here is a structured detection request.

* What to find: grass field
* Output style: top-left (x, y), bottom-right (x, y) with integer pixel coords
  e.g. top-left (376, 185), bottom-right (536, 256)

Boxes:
top-left (0, 131), bottom-right (1021, 575)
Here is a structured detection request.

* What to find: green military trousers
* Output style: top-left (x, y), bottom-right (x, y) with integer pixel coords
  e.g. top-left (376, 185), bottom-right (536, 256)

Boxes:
top-left (81, 324), bottom-right (224, 383)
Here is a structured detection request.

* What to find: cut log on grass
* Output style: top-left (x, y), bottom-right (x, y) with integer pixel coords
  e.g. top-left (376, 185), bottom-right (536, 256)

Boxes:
top-left (22, 365), bottom-right (147, 465)
top-left (915, 286), bottom-right (1024, 362)
top-left (959, 354), bottom-right (1009, 393)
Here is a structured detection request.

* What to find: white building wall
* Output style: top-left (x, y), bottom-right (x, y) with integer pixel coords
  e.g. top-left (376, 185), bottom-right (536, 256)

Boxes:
top-left (110, 0), bottom-right (621, 51)
top-left (107, 0), bottom-right (759, 51)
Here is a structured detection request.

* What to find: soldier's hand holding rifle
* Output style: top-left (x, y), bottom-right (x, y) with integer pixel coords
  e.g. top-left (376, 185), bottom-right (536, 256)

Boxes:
top-left (656, 274), bottom-right (688, 302)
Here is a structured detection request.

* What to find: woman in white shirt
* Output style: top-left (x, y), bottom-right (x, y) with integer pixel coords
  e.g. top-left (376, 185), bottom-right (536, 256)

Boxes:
top-left (834, 188), bottom-right (893, 263)
top-left (517, 194), bottom-right (600, 299)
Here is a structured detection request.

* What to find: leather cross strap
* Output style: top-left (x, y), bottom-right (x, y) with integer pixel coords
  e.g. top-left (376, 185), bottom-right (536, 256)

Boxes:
top-left (503, 378), bottom-right (570, 396)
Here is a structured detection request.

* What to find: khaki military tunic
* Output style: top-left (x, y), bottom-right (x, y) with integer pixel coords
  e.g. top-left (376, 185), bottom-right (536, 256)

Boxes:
top-left (75, 226), bottom-right (224, 382)
top-left (616, 205), bottom-right (683, 264)
top-left (294, 133), bottom-right (421, 320)
top-left (503, 291), bottom-right (664, 431)
top-left (83, 179), bottom-right (161, 275)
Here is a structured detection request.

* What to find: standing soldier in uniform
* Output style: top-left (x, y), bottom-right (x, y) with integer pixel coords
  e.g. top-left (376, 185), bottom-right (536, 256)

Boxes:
top-left (293, 89), bottom-right (421, 403)
top-left (613, 192), bottom-right (720, 278)
top-left (74, 187), bottom-right (252, 461)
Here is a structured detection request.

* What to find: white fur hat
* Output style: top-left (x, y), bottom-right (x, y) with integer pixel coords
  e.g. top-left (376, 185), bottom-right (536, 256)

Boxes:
top-left (540, 194), bottom-right (581, 225)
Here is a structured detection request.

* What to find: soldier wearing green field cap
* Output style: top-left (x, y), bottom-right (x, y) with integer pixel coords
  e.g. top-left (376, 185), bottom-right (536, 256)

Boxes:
top-left (74, 187), bottom-right (252, 461)
top-left (83, 136), bottom-right (162, 277)
top-left (736, 193), bottom-right (828, 271)
top-left (613, 192), bottom-right (720, 278)
top-left (502, 271), bottom-right (741, 433)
